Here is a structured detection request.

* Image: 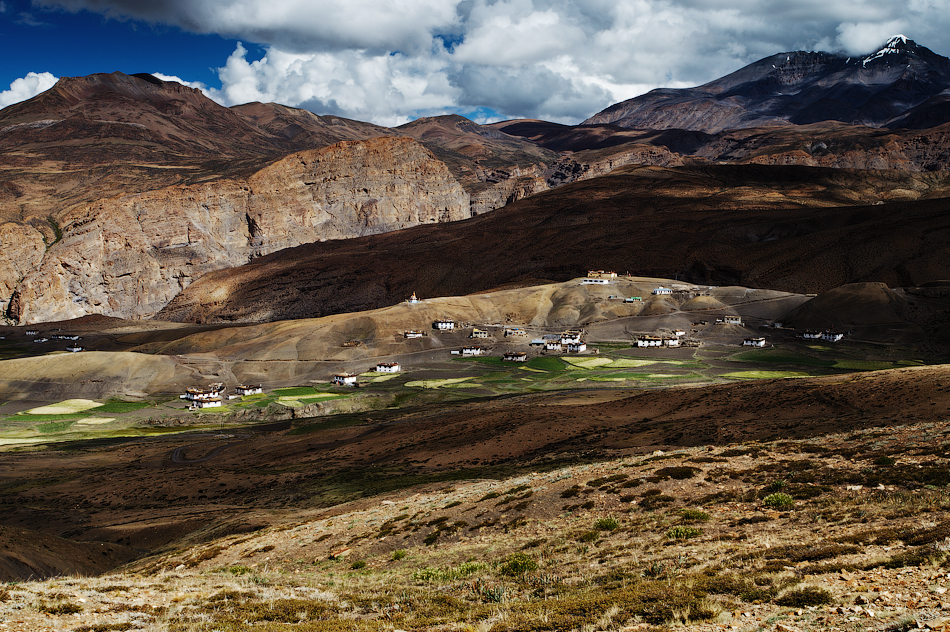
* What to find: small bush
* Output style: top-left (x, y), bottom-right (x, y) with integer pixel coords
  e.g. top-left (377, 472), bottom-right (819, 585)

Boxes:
top-left (680, 509), bottom-right (710, 523)
top-left (498, 552), bottom-right (538, 576)
top-left (654, 466), bottom-right (699, 480)
top-left (36, 600), bottom-right (83, 615)
top-left (560, 485), bottom-right (582, 498)
top-left (766, 480), bottom-right (787, 492)
top-left (226, 565), bottom-right (255, 575)
top-left (775, 586), bottom-right (834, 607)
top-left (578, 531), bottom-right (600, 543)
top-left (874, 455), bottom-right (896, 466)
top-left (350, 560), bottom-right (366, 570)
top-left (667, 526), bottom-right (702, 540)
top-left (391, 549), bottom-right (407, 561)
top-left (594, 517), bottom-right (620, 531)
top-left (763, 493), bottom-right (795, 509)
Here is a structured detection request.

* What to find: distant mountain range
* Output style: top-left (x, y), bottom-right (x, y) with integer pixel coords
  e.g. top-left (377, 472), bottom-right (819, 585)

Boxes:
top-left (2, 36), bottom-right (950, 324)
top-left (585, 36), bottom-right (950, 133)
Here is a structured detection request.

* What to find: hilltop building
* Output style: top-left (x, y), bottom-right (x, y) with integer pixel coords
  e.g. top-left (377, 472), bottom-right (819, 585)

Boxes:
top-left (376, 362), bottom-right (401, 373)
top-left (743, 337), bottom-right (767, 347)
top-left (407, 292), bottom-right (420, 304)
top-left (434, 319), bottom-right (456, 330)
top-left (652, 287), bottom-right (673, 295)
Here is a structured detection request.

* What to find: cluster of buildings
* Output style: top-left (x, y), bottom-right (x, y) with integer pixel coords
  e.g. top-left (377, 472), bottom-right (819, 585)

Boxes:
top-left (534, 330), bottom-right (587, 353)
top-left (803, 330), bottom-right (846, 342)
top-left (181, 383), bottom-right (263, 409)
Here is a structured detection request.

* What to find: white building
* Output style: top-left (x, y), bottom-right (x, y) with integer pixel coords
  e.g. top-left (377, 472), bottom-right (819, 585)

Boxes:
top-left (65, 345), bottom-right (84, 352)
top-left (743, 338), bottom-right (766, 347)
top-left (461, 346), bottom-right (484, 356)
top-left (545, 341), bottom-right (563, 351)
top-left (235, 385), bottom-right (264, 396)
top-left (652, 287), bottom-right (673, 295)
top-left (504, 327), bottom-right (527, 337)
top-left (566, 342), bottom-right (587, 353)
top-left (181, 384), bottom-right (226, 401)
top-left (821, 331), bottom-right (845, 342)
top-left (434, 319), bottom-right (456, 330)
top-left (376, 362), bottom-right (401, 373)
top-left (673, 330), bottom-right (686, 337)
top-left (503, 351), bottom-right (528, 362)
top-left (404, 330), bottom-right (424, 339)
top-left (560, 331), bottom-right (583, 344)
top-left (637, 336), bottom-right (663, 347)
top-left (190, 398), bottom-right (222, 410)
top-left (802, 331), bottom-right (822, 340)
top-left (332, 373), bottom-right (359, 386)
top-left (470, 328), bottom-right (490, 338)
top-left (582, 278), bottom-right (610, 285)
top-left (665, 337), bottom-right (681, 348)
top-left (624, 296), bottom-right (642, 303)
top-left (723, 316), bottom-right (742, 325)
top-left (407, 292), bottom-right (420, 304)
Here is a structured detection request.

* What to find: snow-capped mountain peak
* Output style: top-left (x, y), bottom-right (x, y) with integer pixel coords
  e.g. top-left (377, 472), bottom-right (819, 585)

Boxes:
top-left (862, 35), bottom-right (913, 66)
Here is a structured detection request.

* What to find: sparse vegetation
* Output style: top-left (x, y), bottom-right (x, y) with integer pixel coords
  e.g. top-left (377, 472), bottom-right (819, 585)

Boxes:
top-left (763, 492), bottom-right (795, 509)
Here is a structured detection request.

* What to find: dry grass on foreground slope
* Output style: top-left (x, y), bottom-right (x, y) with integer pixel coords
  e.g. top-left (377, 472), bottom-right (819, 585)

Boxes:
top-left (4, 416), bottom-right (950, 632)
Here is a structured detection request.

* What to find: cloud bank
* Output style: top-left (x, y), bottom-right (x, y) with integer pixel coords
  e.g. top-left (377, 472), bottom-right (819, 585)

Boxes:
top-left (0, 71), bottom-right (58, 108)
top-left (28, 0), bottom-right (950, 125)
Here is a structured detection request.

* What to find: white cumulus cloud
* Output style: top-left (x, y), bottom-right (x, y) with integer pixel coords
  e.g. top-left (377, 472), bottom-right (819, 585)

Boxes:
top-left (0, 71), bottom-right (59, 109)
top-left (24, 0), bottom-right (950, 124)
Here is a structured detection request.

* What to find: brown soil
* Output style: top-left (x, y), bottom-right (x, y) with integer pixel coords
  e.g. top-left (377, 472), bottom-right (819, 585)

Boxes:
top-left (1, 364), bottom-right (948, 579)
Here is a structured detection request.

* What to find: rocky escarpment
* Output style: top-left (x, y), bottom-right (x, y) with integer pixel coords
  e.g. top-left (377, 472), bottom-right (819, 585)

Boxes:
top-left (6, 137), bottom-right (469, 324)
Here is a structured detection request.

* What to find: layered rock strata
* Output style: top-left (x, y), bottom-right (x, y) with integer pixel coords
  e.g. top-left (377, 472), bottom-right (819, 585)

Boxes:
top-left (5, 137), bottom-right (469, 323)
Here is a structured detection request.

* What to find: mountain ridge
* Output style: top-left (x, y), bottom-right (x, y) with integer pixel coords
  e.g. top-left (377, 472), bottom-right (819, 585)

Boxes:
top-left (585, 36), bottom-right (950, 132)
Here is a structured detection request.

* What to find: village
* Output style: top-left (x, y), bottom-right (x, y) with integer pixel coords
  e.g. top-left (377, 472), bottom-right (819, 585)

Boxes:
top-left (169, 271), bottom-right (849, 399)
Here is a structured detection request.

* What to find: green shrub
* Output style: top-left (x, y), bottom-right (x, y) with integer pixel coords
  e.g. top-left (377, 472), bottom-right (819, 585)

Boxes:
top-left (666, 526), bottom-right (702, 540)
top-left (578, 531), bottom-right (600, 543)
top-left (594, 517), bottom-right (620, 531)
top-left (350, 560), bottom-right (366, 570)
top-left (874, 455), bottom-right (896, 466)
top-left (775, 586), bottom-right (834, 607)
top-left (391, 549), bottom-right (407, 561)
top-left (680, 509), bottom-right (710, 523)
top-left (498, 552), bottom-right (538, 576)
top-left (763, 493), bottom-right (795, 509)
top-left (766, 480), bottom-right (787, 492)
top-left (226, 565), bottom-right (254, 575)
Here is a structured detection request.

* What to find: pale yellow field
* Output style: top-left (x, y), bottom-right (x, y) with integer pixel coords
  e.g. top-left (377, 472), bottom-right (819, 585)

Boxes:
top-left (405, 377), bottom-right (473, 388)
top-left (26, 399), bottom-right (101, 415)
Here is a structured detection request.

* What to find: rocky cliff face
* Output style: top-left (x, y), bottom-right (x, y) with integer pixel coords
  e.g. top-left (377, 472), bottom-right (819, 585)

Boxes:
top-left (6, 137), bottom-right (469, 324)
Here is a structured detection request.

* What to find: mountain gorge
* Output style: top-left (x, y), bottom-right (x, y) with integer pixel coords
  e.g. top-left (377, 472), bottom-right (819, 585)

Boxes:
top-left (2, 37), bottom-right (950, 324)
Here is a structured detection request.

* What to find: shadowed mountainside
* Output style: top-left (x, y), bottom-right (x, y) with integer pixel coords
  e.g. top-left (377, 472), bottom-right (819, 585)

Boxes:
top-left (584, 37), bottom-right (950, 133)
top-left (158, 163), bottom-right (950, 323)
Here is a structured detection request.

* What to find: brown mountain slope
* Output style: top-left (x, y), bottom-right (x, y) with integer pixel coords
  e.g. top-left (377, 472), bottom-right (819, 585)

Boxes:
top-left (230, 101), bottom-right (396, 148)
top-left (8, 137), bottom-right (470, 324)
top-left (1, 364), bottom-right (948, 568)
top-left (158, 163), bottom-right (950, 323)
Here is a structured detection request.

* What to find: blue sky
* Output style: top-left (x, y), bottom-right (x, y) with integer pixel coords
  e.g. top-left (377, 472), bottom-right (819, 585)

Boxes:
top-left (2, 0), bottom-right (948, 126)
top-left (0, 1), bottom-right (249, 86)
